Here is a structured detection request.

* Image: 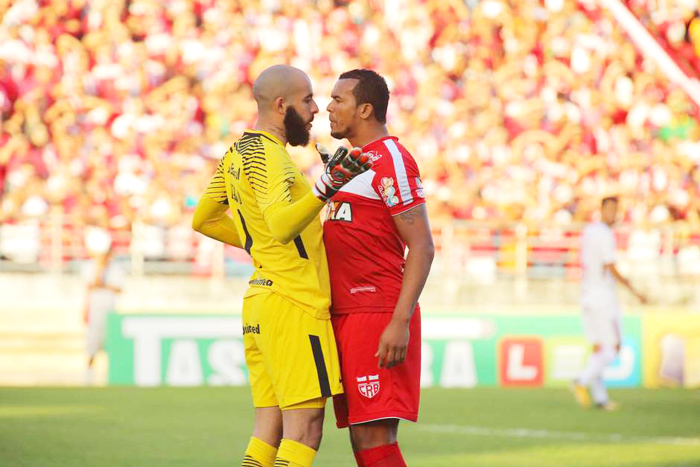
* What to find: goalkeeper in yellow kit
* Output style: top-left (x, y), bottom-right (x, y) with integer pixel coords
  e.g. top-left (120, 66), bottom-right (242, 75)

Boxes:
top-left (192, 65), bottom-right (372, 467)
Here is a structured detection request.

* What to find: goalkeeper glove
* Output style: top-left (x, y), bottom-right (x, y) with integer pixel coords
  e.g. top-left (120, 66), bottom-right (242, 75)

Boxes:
top-left (315, 143), bottom-right (349, 168)
top-left (312, 144), bottom-right (373, 201)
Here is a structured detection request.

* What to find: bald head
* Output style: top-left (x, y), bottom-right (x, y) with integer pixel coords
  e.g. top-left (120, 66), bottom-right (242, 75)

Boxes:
top-left (253, 65), bottom-right (311, 113)
top-left (251, 65), bottom-right (319, 147)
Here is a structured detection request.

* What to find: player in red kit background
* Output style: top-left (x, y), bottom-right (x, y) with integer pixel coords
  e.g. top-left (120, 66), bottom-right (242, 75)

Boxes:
top-left (322, 69), bottom-right (434, 467)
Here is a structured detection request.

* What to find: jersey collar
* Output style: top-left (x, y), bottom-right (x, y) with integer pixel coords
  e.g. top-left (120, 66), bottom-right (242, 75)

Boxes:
top-left (362, 135), bottom-right (398, 151)
top-left (244, 130), bottom-right (284, 146)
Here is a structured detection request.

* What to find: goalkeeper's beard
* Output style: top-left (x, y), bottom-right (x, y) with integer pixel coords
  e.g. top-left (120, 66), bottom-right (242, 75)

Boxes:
top-left (284, 106), bottom-right (311, 147)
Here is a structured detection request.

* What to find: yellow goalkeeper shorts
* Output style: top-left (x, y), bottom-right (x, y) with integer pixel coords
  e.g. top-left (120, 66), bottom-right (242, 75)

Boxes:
top-left (242, 291), bottom-right (343, 409)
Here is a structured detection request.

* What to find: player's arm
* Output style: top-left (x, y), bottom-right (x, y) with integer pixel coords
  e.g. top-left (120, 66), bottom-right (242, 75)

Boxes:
top-left (376, 204), bottom-right (434, 369)
top-left (253, 150), bottom-right (324, 245)
top-left (263, 193), bottom-right (326, 245)
top-left (192, 197), bottom-right (243, 248)
top-left (604, 263), bottom-right (648, 303)
top-left (104, 283), bottom-right (123, 293)
top-left (261, 145), bottom-right (372, 245)
top-left (91, 263), bottom-right (106, 288)
top-left (192, 158), bottom-right (244, 248)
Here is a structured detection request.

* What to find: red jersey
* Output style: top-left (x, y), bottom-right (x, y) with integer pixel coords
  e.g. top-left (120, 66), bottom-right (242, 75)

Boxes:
top-left (323, 136), bottom-right (426, 314)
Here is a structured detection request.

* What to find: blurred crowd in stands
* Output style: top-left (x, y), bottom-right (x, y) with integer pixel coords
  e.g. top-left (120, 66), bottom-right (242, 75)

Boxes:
top-left (1, 0), bottom-right (699, 245)
top-left (625, 0), bottom-right (700, 75)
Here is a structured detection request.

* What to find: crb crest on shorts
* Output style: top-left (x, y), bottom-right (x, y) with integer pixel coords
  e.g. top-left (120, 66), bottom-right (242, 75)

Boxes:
top-left (357, 374), bottom-right (380, 398)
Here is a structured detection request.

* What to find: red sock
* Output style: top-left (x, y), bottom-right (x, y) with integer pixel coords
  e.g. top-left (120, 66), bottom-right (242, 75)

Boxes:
top-left (356, 443), bottom-right (406, 467)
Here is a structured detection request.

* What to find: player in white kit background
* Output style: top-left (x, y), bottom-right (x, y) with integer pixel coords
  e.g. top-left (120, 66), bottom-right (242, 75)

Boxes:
top-left (82, 227), bottom-right (125, 385)
top-left (572, 197), bottom-right (647, 410)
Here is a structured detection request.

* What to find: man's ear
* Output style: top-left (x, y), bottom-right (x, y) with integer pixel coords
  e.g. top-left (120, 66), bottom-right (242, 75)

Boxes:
top-left (273, 96), bottom-right (286, 115)
top-left (358, 103), bottom-right (374, 120)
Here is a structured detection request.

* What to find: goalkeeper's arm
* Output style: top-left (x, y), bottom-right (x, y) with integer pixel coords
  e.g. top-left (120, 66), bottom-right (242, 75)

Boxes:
top-left (263, 145), bottom-right (373, 245)
top-left (192, 197), bottom-right (244, 248)
top-left (263, 192), bottom-right (327, 245)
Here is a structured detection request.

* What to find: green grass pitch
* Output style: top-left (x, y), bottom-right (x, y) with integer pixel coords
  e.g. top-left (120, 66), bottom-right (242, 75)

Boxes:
top-left (1, 387), bottom-right (699, 466)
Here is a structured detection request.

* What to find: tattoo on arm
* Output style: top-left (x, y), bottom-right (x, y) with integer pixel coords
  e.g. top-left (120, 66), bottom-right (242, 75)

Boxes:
top-left (398, 208), bottom-right (418, 225)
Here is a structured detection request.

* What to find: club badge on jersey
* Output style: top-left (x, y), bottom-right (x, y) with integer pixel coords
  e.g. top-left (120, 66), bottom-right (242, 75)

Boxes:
top-left (378, 177), bottom-right (399, 207)
top-left (357, 374), bottom-right (380, 399)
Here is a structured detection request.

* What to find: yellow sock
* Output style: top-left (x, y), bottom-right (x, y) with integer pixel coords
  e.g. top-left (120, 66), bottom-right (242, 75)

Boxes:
top-left (274, 439), bottom-right (317, 467)
top-left (242, 436), bottom-right (277, 467)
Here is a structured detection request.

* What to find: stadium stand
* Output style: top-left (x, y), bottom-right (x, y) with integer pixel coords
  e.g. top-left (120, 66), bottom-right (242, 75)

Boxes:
top-left (1, 0), bottom-right (699, 278)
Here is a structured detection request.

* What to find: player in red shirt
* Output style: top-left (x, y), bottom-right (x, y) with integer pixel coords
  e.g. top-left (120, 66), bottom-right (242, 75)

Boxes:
top-left (322, 69), bottom-right (434, 467)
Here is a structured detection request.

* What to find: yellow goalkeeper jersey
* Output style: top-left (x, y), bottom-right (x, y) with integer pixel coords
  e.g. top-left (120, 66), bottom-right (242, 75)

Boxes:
top-left (202, 130), bottom-right (331, 319)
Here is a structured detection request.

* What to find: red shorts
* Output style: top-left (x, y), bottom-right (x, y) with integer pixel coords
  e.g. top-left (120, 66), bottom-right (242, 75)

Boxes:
top-left (331, 309), bottom-right (421, 428)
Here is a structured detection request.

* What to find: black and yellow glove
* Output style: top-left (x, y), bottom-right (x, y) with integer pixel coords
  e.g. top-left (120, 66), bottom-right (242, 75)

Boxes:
top-left (312, 143), bottom-right (373, 201)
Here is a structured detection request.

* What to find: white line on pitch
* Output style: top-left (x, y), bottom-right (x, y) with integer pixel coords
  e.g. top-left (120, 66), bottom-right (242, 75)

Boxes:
top-left (417, 424), bottom-right (700, 447)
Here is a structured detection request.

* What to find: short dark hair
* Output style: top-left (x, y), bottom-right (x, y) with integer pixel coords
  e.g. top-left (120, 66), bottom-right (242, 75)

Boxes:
top-left (602, 196), bottom-right (619, 207)
top-left (338, 69), bottom-right (389, 124)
